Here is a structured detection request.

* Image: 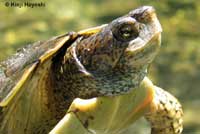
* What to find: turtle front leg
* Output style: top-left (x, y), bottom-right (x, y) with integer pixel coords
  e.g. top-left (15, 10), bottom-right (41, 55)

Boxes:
top-left (145, 86), bottom-right (183, 134)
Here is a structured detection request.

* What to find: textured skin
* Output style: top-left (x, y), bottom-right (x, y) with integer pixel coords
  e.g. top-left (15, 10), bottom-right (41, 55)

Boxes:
top-left (50, 77), bottom-right (155, 134)
top-left (49, 77), bottom-right (183, 134)
top-left (0, 6), bottom-right (183, 134)
top-left (145, 86), bottom-right (183, 134)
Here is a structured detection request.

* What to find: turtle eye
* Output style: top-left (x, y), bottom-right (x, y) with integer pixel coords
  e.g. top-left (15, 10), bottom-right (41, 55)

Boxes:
top-left (119, 24), bottom-right (139, 41)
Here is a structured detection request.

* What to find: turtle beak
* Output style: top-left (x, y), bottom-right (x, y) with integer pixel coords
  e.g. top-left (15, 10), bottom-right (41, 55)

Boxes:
top-left (124, 33), bottom-right (161, 67)
top-left (123, 6), bottom-right (162, 67)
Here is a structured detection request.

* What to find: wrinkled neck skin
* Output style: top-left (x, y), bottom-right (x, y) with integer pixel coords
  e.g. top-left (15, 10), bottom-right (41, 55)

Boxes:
top-left (51, 32), bottom-right (148, 111)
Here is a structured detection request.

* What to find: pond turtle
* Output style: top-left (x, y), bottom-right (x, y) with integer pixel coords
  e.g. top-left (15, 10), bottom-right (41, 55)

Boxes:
top-left (0, 6), bottom-right (183, 134)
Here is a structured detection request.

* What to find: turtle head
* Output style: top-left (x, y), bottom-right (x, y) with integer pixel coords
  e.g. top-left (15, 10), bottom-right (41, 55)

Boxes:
top-left (68, 6), bottom-right (162, 96)
top-left (118, 6), bottom-right (162, 68)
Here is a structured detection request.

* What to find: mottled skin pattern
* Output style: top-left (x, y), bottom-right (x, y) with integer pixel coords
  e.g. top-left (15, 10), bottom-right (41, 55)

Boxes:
top-left (145, 86), bottom-right (183, 134)
top-left (49, 7), bottom-right (161, 122)
top-left (0, 6), bottom-right (183, 134)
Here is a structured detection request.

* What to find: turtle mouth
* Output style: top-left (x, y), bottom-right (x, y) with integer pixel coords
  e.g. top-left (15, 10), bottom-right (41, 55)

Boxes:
top-left (126, 31), bottom-right (161, 53)
top-left (127, 5), bottom-right (162, 51)
top-left (113, 6), bottom-right (162, 69)
top-left (126, 37), bottom-right (146, 52)
top-left (124, 32), bottom-right (161, 66)
top-left (124, 6), bottom-right (162, 66)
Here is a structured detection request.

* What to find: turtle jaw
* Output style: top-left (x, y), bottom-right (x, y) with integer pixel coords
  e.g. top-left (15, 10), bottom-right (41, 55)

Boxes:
top-left (100, 33), bottom-right (161, 96)
top-left (123, 6), bottom-right (162, 67)
top-left (124, 32), bottom-right (161, 67)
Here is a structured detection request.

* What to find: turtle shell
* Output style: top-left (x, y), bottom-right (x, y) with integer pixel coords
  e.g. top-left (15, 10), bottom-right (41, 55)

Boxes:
top-left (0, 6), bottom-right (163, 134)
top-left (0, 25), bottom-right (105, 107)
top-left (0, 25), bottom-right (106, 134)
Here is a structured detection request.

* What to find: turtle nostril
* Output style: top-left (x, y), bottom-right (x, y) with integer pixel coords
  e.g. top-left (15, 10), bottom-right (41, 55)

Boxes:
top-left (130, 6), bottom-right (156, 23)
top-left (141, 6), bottom-right (155, 14)
top-left (142, 6), bottom-right (156, 17)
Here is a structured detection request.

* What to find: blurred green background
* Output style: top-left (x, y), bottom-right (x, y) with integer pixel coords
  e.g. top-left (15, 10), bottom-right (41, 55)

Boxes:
top-left (0, 0), bottom-right (199, 133)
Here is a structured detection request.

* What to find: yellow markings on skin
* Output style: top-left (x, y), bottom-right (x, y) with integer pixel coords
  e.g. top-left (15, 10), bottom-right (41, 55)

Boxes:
top-left (73, 98), bottom-right (98, 112)
top-left (115, 77), bottom-right (155, 131)
top-left (0, 24), bottom-right (105, 107)
top-left (0, 36), bottom-right (70, 107)
top-left (78, 24), bottom-right (107, 35)
top-left (0, 63), bottom-right (37, 107)
top-left (39, 36), bottom-right (70, 63)
top-left (130, 81), bottom-right (154, 117)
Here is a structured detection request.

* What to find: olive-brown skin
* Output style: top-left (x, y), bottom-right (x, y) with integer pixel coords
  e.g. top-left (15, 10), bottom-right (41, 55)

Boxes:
top-left (50, 6), bottom-right (161, 119)
top-left (0, 6), bottom-right (162, 134)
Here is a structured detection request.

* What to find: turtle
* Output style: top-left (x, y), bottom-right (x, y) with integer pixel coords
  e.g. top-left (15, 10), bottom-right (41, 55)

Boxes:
top-left (0, 6), bottom-right (183, 134)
